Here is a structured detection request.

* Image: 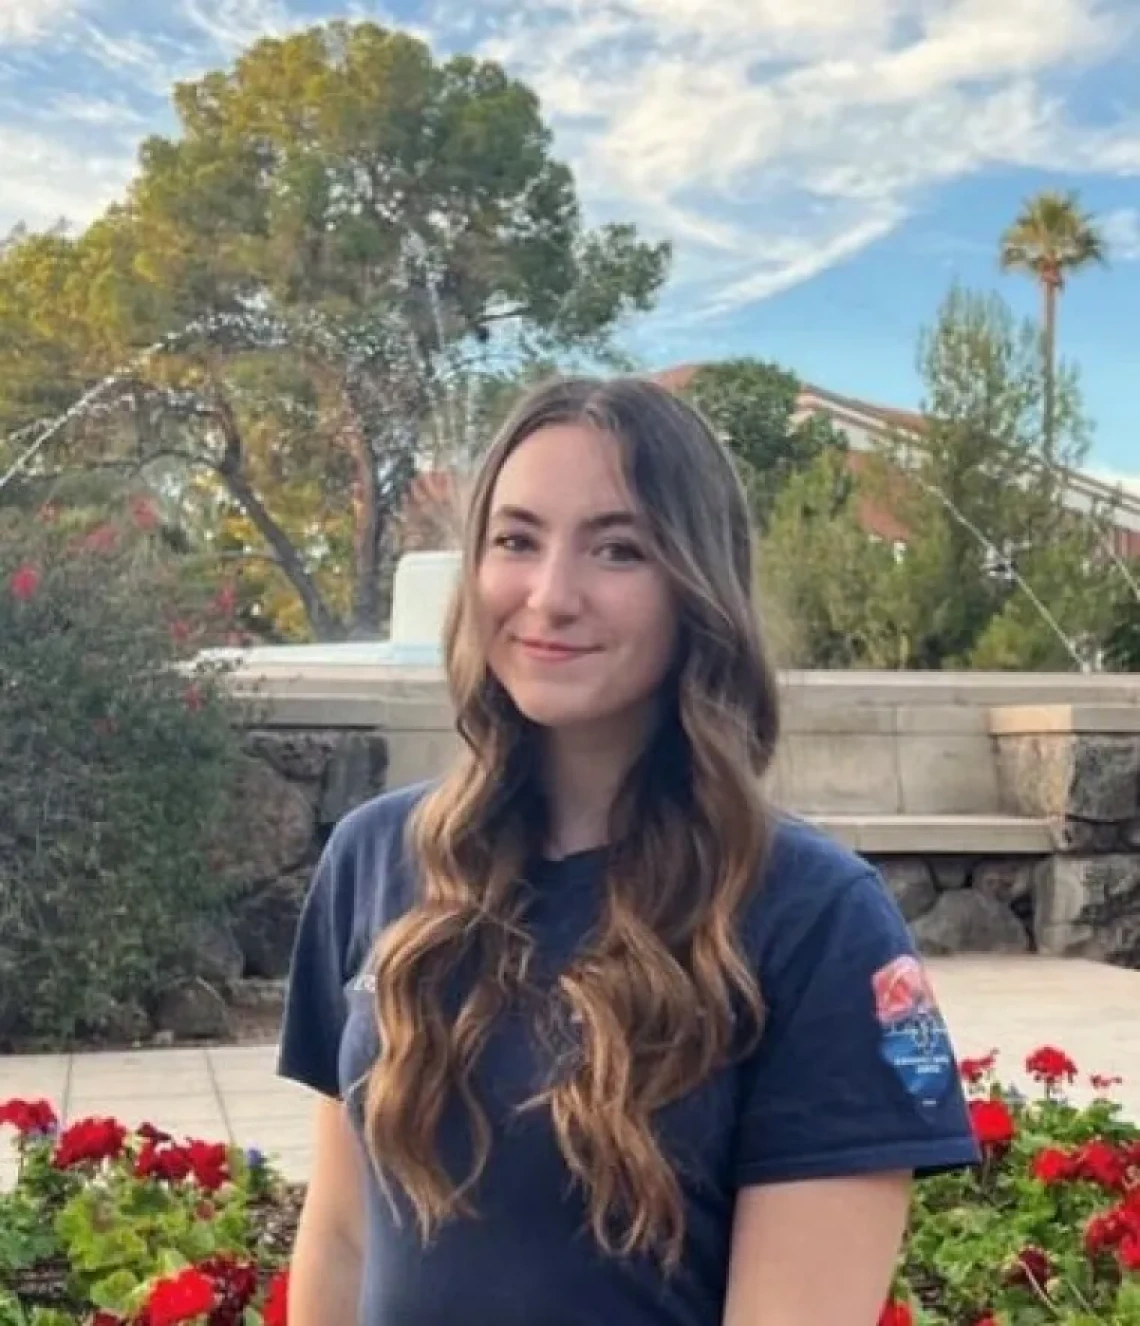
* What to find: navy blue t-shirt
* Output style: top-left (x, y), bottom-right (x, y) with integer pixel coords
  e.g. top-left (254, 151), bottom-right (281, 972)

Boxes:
top-left (277, 783), bottom-right (980, 1325)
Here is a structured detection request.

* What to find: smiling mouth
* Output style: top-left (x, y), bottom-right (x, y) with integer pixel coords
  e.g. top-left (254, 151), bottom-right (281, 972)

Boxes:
top-left (514, 638), bottom-right (599, 660)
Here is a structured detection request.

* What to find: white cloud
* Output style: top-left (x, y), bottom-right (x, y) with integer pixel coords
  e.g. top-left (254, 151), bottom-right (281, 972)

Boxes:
top-left (180, 0), bottom-right (297, 52)
top-left (1101, 208), bottom-right (1140, 260)
top-left (0, 123), bottom-right (133, 234)
top-left (41, 93), bottom-right (146, 127)
top-left (76, 23), bottom-right (184, 95)
top-left (475, 0), bottom-right (1140, 318)
top-left (0, 0), bottom-right (86, 44)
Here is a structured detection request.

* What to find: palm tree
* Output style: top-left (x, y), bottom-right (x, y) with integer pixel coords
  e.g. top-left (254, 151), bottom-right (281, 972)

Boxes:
top-left (999, 190), bottom-right (1107, 457)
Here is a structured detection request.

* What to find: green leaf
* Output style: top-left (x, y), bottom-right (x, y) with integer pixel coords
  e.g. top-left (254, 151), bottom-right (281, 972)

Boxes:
top-left (89, 1268), bottom-right (141, 1312)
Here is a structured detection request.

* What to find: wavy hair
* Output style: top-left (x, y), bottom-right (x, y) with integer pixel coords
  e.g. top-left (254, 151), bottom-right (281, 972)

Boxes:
top-left (361, 375), bottom-right (781, 1269)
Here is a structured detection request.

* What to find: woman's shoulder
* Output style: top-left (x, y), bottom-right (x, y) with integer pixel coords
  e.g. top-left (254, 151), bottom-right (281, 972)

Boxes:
top-left (326, 778), bottom-right (435, 867)
top-left (743, 810), bottom-right (906, 983)
top-left (310, 780), bottom-right (435, 938)
top-left (763, 809), bottom-right (873, 887)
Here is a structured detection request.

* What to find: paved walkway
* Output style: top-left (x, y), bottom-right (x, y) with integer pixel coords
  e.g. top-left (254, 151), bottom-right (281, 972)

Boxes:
top-left (2, 956), bottom-right (1138, 1192)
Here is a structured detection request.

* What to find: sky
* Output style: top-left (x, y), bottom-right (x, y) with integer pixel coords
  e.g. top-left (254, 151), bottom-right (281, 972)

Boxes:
top-left (1, 0), bottom-right (1138, 490)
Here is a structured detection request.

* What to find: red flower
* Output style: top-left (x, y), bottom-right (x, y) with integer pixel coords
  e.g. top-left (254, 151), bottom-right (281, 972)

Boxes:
top-left (1008, 1246), bottom-right (1053, 1287)
top-left (0, 1097), bottom-right (58, 1137)
top-left (170, 619), bottom-right (194, 645)
top-left (183, 683), bottom-right (205, 712)
top-left (1091, 1073), bottom-right (1124, 1093)
top-left (185, 1139), bottom-right (231, 1191)
top-left (198, 1253), bottom-right (259, 1317)
top-left (52, 1117), bottom-right (127, 1169)
top-left (877, 1301), bottom-right (912, 1326)
top-left (136, 1139), bottom-right (192, 1185)
top-left (1121, 1233), bottom-right (1140, 1271)
top-left (81, 523), bottom-right (119, 554)
top-left (8, 563), bottom-right (41, 601)
top-left (1026, 1045), bottom-right (1078, 1086)
top-left (1031, 1147), bottom-right (1074, 1184)
top-left (969, 1098), bottom-right (1015, 1149)
top-left (143, 1267), bottom-right (216, 1325)
top-left (262, 1269), bottom-right (289, 1326)
top-left (959, 1051), bottom-right (997, 1086)
top-left (214, 582), bottom-right (237, 616)
top-left (1074, 1140), bottom-right (1126, 1191)
top-left (130, 495), bottom-right (160, 532)
top-left (1085, 1208), bottom-right (1131, 1257)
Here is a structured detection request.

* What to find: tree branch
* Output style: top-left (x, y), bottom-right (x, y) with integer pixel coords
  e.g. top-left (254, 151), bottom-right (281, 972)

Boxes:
top-left (206, 387), bottom-right (345, 640)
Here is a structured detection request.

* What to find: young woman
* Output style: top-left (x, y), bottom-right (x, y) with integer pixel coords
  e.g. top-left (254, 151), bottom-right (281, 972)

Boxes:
top-left (278, 375), bottom-right (980, 1325)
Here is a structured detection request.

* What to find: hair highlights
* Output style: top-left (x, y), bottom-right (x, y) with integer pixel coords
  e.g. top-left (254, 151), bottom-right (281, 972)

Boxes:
top-left (361, 376), bottom-right (781, 1268)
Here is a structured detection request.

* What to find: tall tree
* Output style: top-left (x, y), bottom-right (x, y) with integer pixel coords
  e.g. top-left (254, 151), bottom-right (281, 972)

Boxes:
top-left (999, 190), bottom-right (1106, 458)
top-left (0, 21), bottom-right (671, 640)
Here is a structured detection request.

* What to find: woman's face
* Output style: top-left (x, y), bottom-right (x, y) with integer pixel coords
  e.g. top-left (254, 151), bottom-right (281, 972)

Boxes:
top-left (476, 422), bottom-right (678, 738)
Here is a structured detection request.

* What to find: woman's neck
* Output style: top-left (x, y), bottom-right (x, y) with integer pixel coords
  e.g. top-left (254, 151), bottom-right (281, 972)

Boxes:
top-left (540, 711), bottom-right (652, 859)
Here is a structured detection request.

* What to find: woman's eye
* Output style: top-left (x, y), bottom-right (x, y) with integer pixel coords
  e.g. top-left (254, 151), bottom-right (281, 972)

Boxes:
top-left (491, 532), bottom-right (535, 553)
top-left (597, 540), bottom-right (645, 564)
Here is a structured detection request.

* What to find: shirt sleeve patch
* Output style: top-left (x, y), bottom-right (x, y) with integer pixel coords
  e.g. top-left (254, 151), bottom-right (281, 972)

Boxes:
top-left (872, 955), bottom-right (955, 1111)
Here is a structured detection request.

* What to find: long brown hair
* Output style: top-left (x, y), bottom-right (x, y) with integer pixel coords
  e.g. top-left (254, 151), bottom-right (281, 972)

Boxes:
top-left (361, 375), bottom-right (781, 1268)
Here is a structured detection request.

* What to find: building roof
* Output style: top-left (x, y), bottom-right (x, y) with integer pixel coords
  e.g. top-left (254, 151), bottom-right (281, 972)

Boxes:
top-left (651, 361), bottom-right (1140, 525)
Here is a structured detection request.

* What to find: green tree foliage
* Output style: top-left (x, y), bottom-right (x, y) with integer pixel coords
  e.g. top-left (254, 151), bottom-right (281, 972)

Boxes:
top-left (681, 359), bottom-right (846, 529)
top-left (759, 286), bottom-right (1121, 671)
top-left (0, 21), bottom-right (671, 640)
top-left (759, 448), bottom-right (909, 668)
top-left (1100, 572), bottom-right (1140, 671)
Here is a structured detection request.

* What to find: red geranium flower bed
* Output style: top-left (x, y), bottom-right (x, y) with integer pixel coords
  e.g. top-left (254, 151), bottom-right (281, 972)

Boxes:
top-left (3, 1043), bottom-right (1138, 1325)
top-left (0, 1102), bottom-right (297, 1325)
top-left (878, 1046), bottom-right (1140, 1324)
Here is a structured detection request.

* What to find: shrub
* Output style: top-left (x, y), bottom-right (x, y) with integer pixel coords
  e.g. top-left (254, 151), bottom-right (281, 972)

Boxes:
top-left (0, 499), bottom-right (247, 1047)
top-left (0, 1099), bottom-right (292, 1325)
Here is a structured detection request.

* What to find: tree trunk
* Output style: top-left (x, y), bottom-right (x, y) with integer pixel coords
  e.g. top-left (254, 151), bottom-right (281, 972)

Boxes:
top-left (1042, 271), bottom-right (1058, 462)
top-left (210, 395), bottom-right (345, 642)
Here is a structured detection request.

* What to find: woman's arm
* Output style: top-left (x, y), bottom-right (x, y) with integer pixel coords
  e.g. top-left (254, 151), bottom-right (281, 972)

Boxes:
top-left (288, 1095), bottom-right (367, 1326)
top-left (722, 1170), bottom-right (912, 1326)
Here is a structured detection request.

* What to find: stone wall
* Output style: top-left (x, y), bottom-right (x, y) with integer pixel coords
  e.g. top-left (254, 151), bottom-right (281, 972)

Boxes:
top-left (989, 709), bottom-right (1140, 965)
top-left (151, 693), bottom-right (1140, 1044)
top-left (870, 711), bottom-right (1140, 967)
top-left (153, 726), bottom-right (390, 1043)
top-left (875, 855), bottom-right (1038, 955)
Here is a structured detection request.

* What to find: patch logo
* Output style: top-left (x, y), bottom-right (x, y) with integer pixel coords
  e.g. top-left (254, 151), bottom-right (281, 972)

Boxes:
top-left (872, 955), bottom-right (954, 1109)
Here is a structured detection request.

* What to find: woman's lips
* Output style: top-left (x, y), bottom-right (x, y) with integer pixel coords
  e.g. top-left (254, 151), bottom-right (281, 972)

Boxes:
top-left (514, 637), bottom-right (599, 661)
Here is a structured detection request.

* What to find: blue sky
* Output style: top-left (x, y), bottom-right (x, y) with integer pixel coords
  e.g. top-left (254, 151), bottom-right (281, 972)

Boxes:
top-left (1, 0), bottom-right (1138, 489)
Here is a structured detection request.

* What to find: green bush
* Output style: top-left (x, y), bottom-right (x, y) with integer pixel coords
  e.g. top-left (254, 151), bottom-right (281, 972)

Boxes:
top-left (0, 499), bottom-right (246, 1047)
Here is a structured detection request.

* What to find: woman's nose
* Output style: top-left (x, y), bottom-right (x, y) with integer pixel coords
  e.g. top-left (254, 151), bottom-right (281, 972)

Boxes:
top-left (526, 548), bottom-right (583, 618)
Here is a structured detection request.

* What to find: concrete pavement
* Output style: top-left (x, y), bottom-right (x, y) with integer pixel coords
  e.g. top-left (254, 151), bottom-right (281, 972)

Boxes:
top-left (3, 955), bottom-right (1138, 1193)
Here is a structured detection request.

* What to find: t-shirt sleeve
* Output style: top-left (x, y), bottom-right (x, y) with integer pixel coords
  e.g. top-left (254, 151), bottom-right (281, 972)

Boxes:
top-left (733, 867), bottom-right (981, 1187)
top-left (276, 831), bottom-right (355, 1099)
